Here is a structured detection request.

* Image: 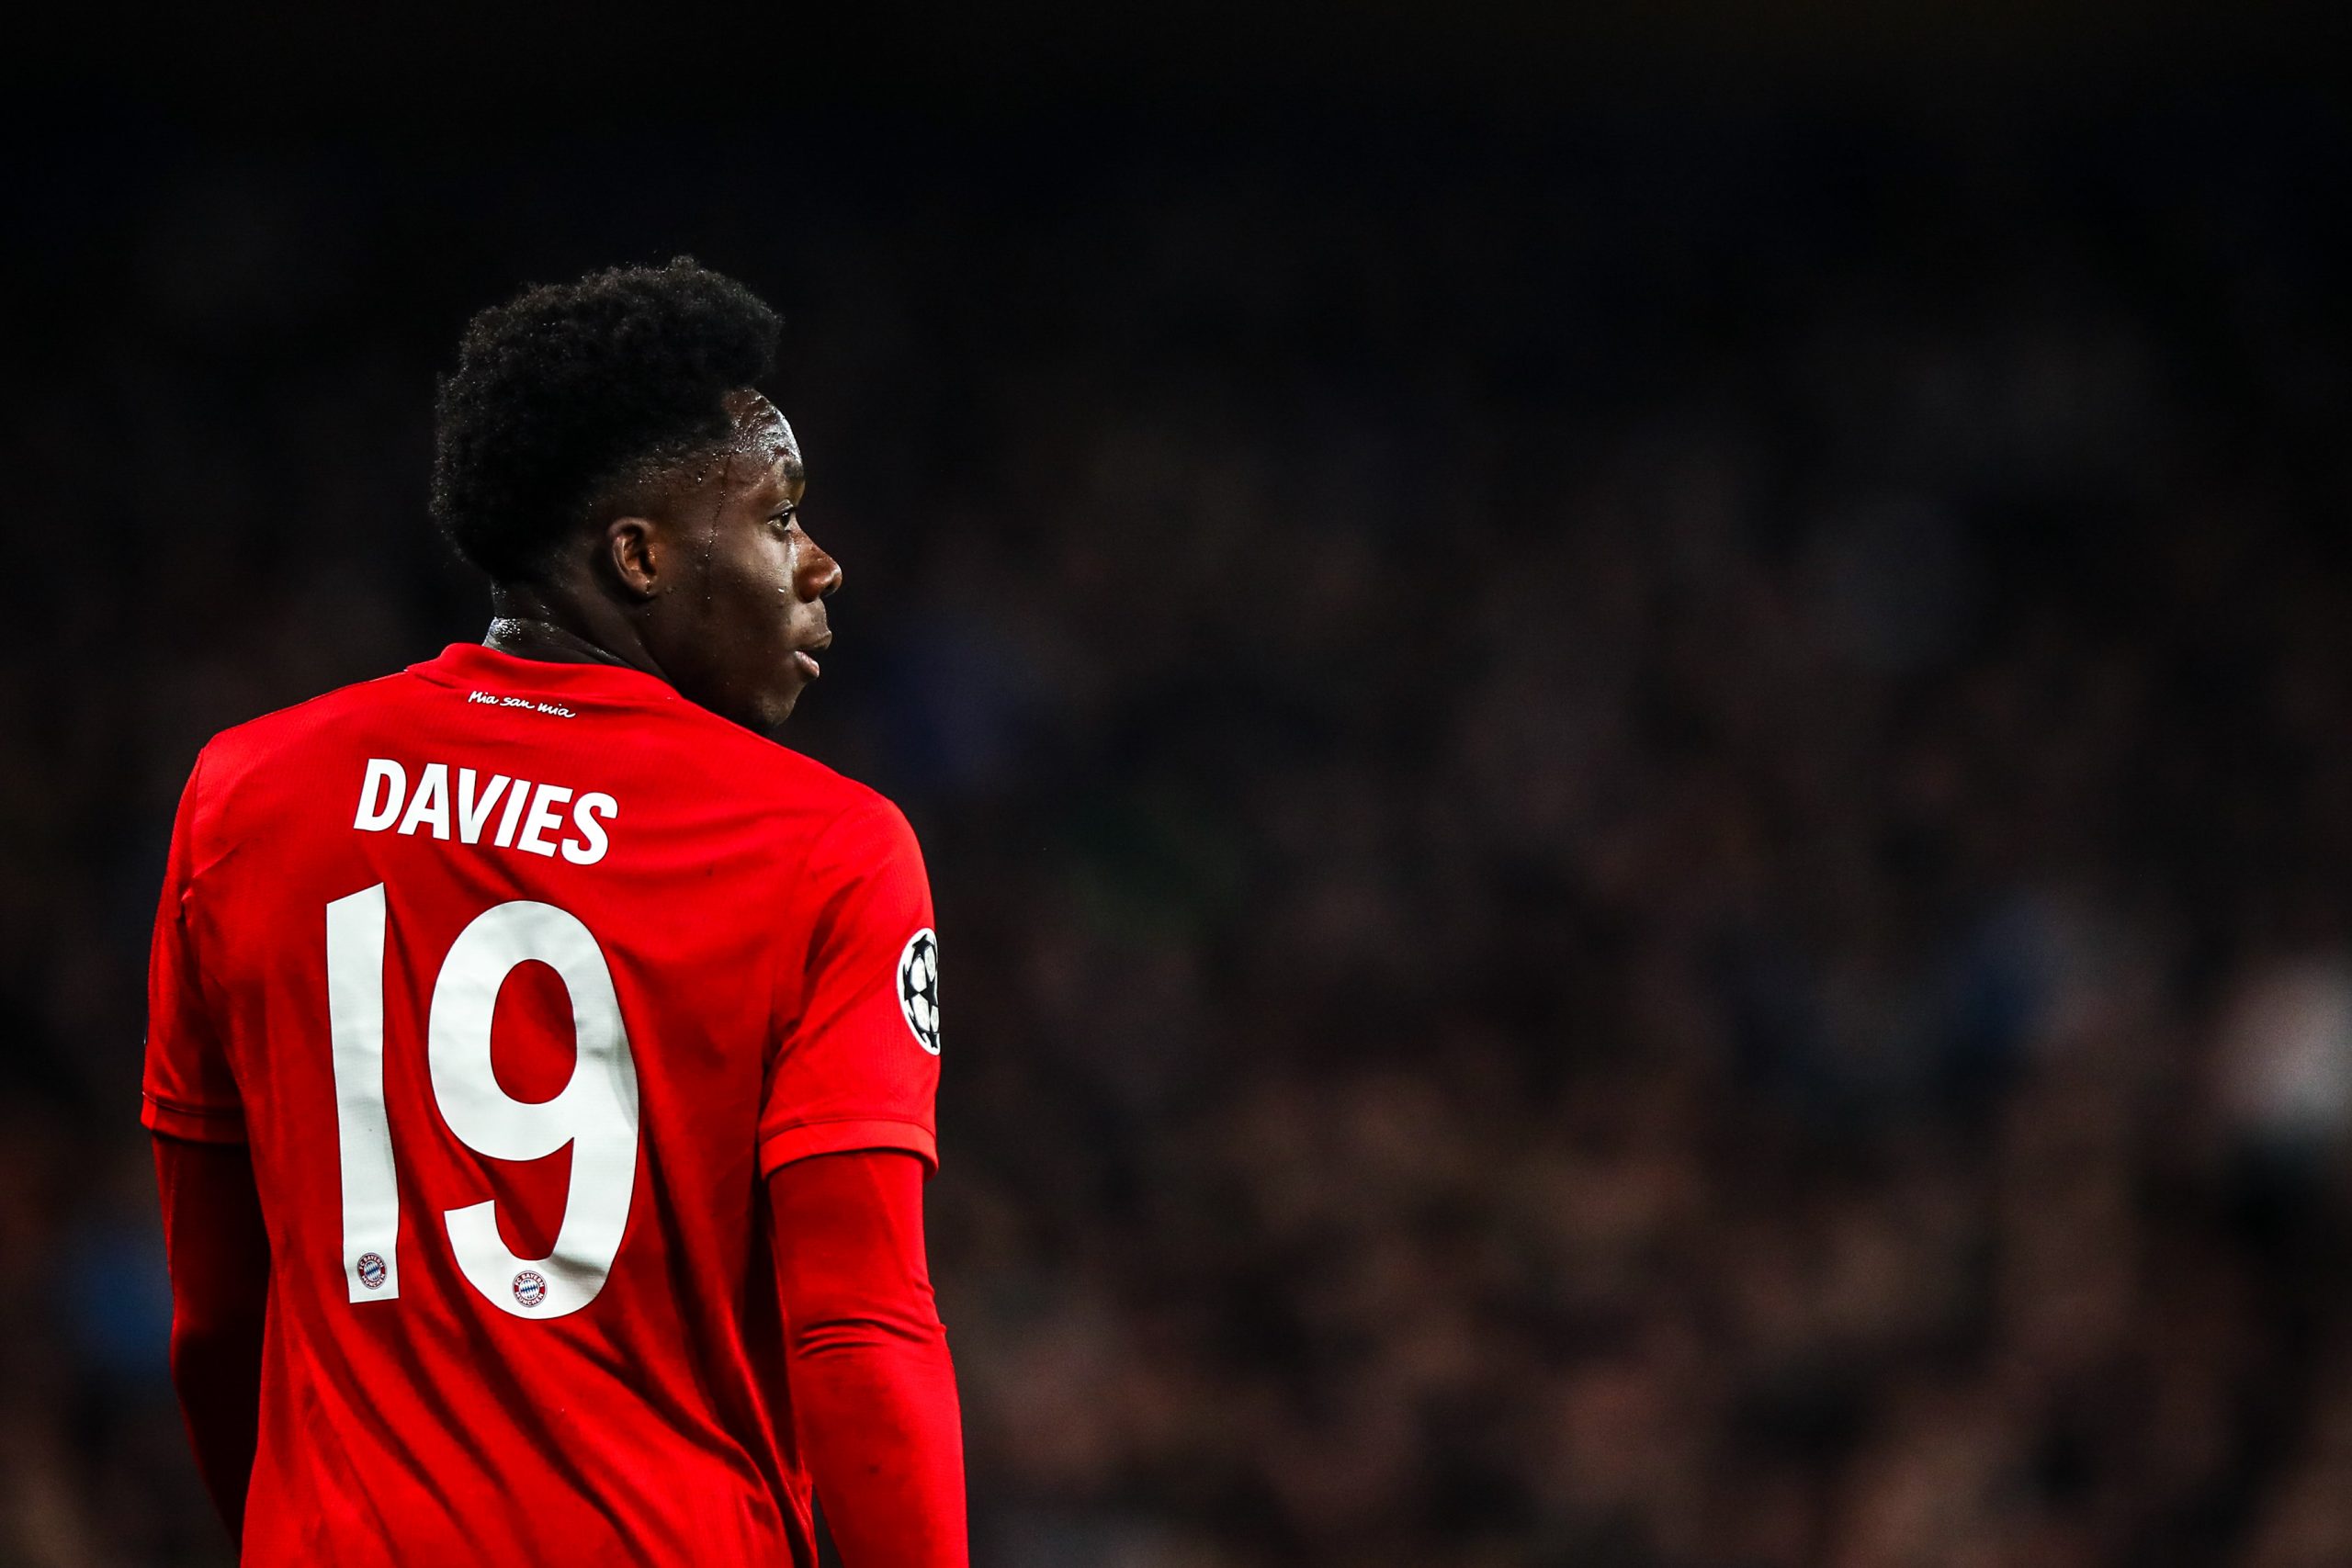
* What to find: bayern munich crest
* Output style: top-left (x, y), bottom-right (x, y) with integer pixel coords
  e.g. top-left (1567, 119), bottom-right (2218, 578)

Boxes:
top-left (512, 1269), bottom-right (548, 1309)
top-left (356, 1252), bottom-right (388, 1291)
top-left (897, 928), bottom-right (942, 1055)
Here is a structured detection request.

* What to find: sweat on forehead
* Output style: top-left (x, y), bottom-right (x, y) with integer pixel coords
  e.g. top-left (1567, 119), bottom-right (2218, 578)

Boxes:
top-left (611, 397), bottom-right (797, 500)
top-left (724, 391), bottom-right (799, 462)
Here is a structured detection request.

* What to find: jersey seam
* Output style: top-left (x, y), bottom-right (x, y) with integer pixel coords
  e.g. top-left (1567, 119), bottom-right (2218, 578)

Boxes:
top-left (404, 652), bottom-right (683, 706)
top-left (762, 1111), bottom-right (930, 1135)
top-left (759, 1118), bottom-right (935, 1173)
top-left (141, 1092), bottom-right (247, 1145)
top-left (141, 1088), bottom-right (243, 1120)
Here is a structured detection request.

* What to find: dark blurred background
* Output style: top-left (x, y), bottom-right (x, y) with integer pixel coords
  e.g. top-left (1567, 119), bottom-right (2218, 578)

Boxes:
top-left (6, 4), bottom-right (2352, 1563)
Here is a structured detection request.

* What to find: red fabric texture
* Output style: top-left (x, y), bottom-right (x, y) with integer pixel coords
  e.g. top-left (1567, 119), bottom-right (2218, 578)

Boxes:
top-left (144, 750), bottom-right (244, 1145)
top-left (770, 1150), bottom-right (967, 1568)
top-left (153, 1134), bottom-right (270, 1544)
top-left (141, 642), bottom-right (951, 1564)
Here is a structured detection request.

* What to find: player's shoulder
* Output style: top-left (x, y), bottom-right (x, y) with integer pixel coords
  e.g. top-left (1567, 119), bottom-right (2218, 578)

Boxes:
top-left (642, 708), bottom-right (924, 893)
top-left (182, 652), bottom-right (920, 863)
top-left (635, 693), bottom-right (909, 846)
top-left (189, 667), bottom-right (424, 800)
top-left (695, 719), bottom-right (920, 859)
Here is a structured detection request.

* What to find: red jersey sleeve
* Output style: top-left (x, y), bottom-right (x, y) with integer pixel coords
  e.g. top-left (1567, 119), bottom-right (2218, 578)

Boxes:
top-left (760, 797), bottom-right (943, 1176)
top-left (142, 753), bottom-right (244, 1145)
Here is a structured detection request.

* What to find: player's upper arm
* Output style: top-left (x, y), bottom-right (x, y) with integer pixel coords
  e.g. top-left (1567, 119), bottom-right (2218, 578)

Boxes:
top-left (758, 795), bottom-right (943, 1177)
top-left (141, 751), bottom-right (245, 1145)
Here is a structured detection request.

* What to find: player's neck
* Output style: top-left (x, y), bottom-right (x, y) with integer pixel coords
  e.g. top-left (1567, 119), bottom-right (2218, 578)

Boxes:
top-left (482, 585), bottom-right (662, 678)
top-left (482, 615), bottom-right (631, 667)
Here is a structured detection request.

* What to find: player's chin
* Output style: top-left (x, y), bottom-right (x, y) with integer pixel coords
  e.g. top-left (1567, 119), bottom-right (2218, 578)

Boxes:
top-left (709, 678), bottom-right (801, 739)
top-left (755, 677), bottom-right (806, 731)
top-left (729, 693), bottom-right (793, 739)
top-left (745, 652), bottom-right (816, 732)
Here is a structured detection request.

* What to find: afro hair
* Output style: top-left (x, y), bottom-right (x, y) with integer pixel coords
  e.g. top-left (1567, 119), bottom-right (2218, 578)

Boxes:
top-left (430, 257), bottom-right (782, 583)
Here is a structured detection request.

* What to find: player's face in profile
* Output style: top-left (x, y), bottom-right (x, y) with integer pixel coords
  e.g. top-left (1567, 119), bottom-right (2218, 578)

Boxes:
top-left (652, 391), bottom-right (840, 736)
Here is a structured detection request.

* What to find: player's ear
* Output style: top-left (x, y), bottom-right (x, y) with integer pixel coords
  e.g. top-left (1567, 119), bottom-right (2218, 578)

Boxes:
top-left (604, 516), bottom-right (662, 601)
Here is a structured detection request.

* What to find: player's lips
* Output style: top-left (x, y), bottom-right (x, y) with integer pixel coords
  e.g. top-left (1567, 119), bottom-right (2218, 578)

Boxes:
top-left (792, 633), bottom-right (831, 682)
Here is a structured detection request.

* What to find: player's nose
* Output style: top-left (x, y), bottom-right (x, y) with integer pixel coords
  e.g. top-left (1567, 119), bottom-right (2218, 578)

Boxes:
top-left (799, 533), bottom-right (842, 601)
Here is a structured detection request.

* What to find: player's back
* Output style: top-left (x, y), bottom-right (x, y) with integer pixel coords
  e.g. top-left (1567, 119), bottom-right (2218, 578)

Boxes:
top-left (143, 643), bottom-right (942, 1566)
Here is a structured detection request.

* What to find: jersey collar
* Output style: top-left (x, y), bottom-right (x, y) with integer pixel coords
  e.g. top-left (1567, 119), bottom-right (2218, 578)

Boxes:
top-left (408, 642), bottom-right (686, 708)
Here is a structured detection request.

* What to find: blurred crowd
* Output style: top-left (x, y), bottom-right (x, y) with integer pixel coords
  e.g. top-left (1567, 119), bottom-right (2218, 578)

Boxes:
top-left (6, 99), bottom-right (2352, 1565)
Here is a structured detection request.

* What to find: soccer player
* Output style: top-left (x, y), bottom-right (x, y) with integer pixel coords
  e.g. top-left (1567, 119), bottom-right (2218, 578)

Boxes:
top-left (143, 260), bottom-right (966, 1565)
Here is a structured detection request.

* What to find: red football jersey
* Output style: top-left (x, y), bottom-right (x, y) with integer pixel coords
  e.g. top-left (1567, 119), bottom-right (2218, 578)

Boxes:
top-left (142, 642), bottom-right (944, 1566)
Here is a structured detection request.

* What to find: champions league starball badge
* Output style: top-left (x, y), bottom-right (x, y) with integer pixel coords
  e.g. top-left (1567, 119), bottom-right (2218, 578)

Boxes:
top-left (897, 929), bottom-right (942, 1055)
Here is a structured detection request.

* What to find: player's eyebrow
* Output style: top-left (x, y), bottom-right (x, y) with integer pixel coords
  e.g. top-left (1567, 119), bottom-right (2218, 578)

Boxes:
top-left (759, 461), bottom-right (805, 512)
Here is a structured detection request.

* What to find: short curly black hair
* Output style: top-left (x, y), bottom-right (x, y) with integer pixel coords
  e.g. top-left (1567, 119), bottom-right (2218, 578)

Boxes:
top-left (431, 257), bottom-right (782, 583)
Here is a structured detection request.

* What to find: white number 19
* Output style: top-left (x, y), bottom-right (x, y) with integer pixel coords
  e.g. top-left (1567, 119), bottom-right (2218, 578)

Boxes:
top-left (325, 884), bottom-right (640, 1319)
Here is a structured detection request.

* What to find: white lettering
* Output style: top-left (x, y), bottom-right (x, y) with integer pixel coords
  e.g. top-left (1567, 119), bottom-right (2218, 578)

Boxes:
top-left (354, 759), bottom-right (406, 831)
top-left (493, 779), bottom-right (534, 849)
top-left (563, 794), bottom-right (617, 865)
top-left (455, 770), bottom-right (511, 845)
top-left (464, 687), bottom-right (576, 719)
top-left (352, 757), bottom-right (617, 863)
top-left (397, 763), bottom-right (452, 840)
top-left (517, 784), bottom-right (573, 858)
